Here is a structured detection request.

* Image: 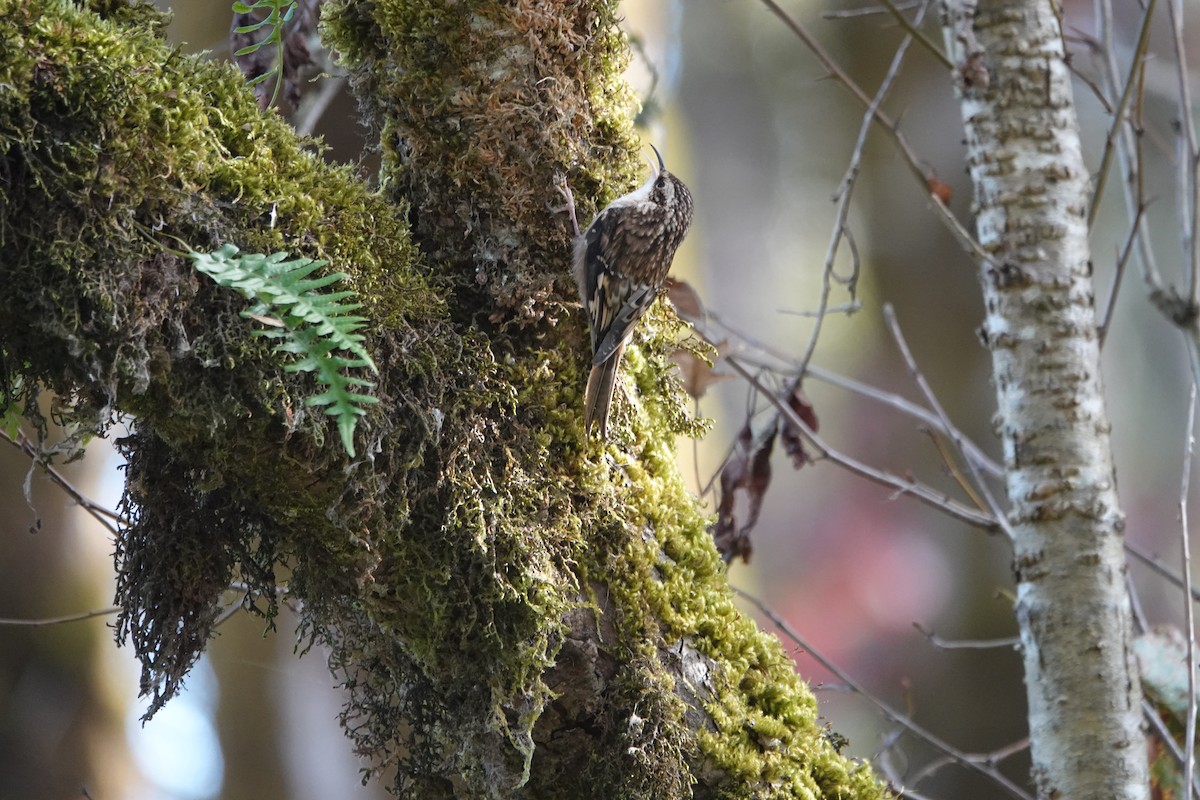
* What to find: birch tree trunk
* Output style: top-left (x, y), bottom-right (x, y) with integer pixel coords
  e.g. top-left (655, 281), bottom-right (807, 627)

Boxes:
top-left (942, 1), bottom-right (1148, 798)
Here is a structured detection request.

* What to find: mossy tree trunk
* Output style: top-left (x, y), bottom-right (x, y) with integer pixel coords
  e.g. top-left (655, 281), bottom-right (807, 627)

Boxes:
top-left (0, 2), bottom-right (885, 798)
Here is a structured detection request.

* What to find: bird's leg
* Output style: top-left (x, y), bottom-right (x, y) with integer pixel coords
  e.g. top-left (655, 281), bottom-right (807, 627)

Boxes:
top-left (554, 175), bottom-right (581, 238)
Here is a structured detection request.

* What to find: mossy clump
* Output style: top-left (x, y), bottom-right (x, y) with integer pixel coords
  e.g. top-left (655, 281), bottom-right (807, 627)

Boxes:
top-left (1, 1), bottom-right (889, 798)
top-left (0, 0), bottom-right (459, 715)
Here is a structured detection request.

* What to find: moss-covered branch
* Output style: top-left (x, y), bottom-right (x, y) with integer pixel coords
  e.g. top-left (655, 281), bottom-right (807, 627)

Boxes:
top-left (0, 1), bottom-right (887, 797)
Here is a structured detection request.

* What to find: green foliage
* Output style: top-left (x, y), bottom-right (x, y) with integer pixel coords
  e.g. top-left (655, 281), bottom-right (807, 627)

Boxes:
top-left (189, 244), bottom-right (378, 457)
top-left (1, 399), bottom-right (20, 441)
top-left (231, 0), bottom-right (297, 108)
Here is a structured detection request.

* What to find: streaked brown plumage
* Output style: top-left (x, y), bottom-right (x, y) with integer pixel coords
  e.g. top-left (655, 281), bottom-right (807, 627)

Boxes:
top-left (572, 147), bottom-right (694, 438)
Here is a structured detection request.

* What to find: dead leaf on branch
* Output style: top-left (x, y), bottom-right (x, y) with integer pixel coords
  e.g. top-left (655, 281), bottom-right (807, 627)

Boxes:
top-left (710, 419), bottom-right (775, 564)
top-left (780, 383), bottom-right (818, 468)
top-left (664, 276), bottom-right (704, 323)
top-left (671, 341), bottom-right (733, 400)
top-left (664, 278), bottom-right (733, 399)
top-left (710, 383), bottom-right (821, 563)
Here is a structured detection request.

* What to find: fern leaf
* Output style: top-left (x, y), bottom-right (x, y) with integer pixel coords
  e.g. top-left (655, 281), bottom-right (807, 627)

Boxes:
top-left (189, 244), bottom-right (378, 457)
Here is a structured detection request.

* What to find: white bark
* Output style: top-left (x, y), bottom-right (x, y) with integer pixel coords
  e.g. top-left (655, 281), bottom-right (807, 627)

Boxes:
top-left (941, 1), bottom-right (1148, 798)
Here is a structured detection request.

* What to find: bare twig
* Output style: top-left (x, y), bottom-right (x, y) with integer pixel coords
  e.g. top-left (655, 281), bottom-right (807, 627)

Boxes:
top-left (1087, 2), bottom-right (1155, 229)
top-left (823, 1), bottom-right (921, 19)
top-left (905, 736), bottom-right (1030, 788)
top-left (798, 0), bottom-right (930, 374)
top-left (0, 606), bottom-right (120, 627)
top-left (1094, 0), bottom-right (1163, 292)
top-left (1144, 698), bottom-right (1200, 800)
top-left (1126, 541), bottom-right (1200, 604)
top-left (686, 308), bottom-right (1005, 479)
top-left (726, 355), bottom-right (999, 530)
top-left (1098, 202), bottom-right (1146, 345)
top-left (875, 0), bottom-right (952, 69)
top-left (0, 428), bottom-right (126, 534)
top-left (922, 429), bottom-right (987, 512)
top-left (777, 302), bottom-right (862, 318)
top-left (882, 304), bottom-right (1013, 539)
top-left (913, 622), bottom-right (1019, 650)
top-left (734, 586), bottom-right (1035, 800)
top-left (755, 0), bottom-right (994, 269)
top-left (806, 364), bottom-right (1004, 479)
top-left (1164, 0), bottom-right (1200, 304)
top-left (1127, 573), bottom-right (1150, 636)
top-left (1181, 386), bottom-right (1197, 792)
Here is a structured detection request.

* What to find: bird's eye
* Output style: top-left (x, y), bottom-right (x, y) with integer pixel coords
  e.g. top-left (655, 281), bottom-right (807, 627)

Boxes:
top-left (655, 176), bottom-right (666, 189)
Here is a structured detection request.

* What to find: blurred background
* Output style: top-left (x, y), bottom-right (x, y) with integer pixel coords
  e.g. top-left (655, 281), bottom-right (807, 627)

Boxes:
top-left (1, 0), bottom-right (1195, 797)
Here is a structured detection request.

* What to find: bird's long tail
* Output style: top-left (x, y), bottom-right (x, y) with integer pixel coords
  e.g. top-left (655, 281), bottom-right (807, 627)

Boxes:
top-left (584, 342), bottom-right (625, 439)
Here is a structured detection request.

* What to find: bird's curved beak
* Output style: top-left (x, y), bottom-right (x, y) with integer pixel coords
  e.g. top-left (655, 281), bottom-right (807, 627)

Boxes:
top-left (648, 143), bottom-right (665, 176)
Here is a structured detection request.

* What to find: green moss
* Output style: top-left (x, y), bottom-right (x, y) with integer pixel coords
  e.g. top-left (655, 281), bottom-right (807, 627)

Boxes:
top-left (1, 1), bottom-right (889, 797)
top-left (0, 0), bottom-right (458, 715)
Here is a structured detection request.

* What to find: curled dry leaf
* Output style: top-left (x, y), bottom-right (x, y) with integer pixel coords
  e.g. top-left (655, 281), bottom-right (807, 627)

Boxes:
top-left (710, 419), bottom-right (777, 564)
top-left (664, 277), bottom-right (704, 323)
top-left (780, 383), bottom-right (818, 469)
top-left (665, 277), bottom-right (731, 398)
top-left (671, 340), bottom-right (733, 400)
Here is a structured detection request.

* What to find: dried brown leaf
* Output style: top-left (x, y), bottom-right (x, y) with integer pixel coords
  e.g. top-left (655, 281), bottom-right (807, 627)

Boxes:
top-left (710, 419), bottom-right (776, 564)
top-left (664, 277), bottom-right (704, 323)
top-left (780, 384), bottom-right (818, 469)
top-left (671, 340), bottom-right (732, 399)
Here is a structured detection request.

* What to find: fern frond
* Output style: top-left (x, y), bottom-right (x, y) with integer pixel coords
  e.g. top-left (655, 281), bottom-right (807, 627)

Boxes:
top-left (231, 0), bottom-right (297, 107)
top-left (190, 244), bottom-right (378, 457)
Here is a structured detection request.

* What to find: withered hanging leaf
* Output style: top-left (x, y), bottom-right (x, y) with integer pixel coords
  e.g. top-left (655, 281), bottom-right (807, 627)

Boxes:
top-left (710, 418), bottom-right (777, 564)
top-left (780, 384), bottom-right (818, 469)
top-left (664, 277), bottom-right (705, 323)
top-left (671, 340), bottom-right (733, 399)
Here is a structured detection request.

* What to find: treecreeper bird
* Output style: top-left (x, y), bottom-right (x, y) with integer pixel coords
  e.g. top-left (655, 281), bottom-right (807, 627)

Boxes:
top-left (567, 146), bottom-right (694, 439)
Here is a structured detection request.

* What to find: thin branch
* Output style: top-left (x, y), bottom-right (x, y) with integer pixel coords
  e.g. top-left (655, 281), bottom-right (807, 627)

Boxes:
top-left (823, 1), bottom-right (921, 19)
top-left (1087, 3), bottom-right (1155, 229)
top-left (882, 304), bottom-right (1013, 538)
top-left (806, 364), bottom-right (1004, 479)
top-left (777, 302), bottom-right (862, 318)
top-left (755, 0), bottom-right (994, 269)
top-left (685, 308), bottom-right (1005, 479)
top-left (726, 355), bottom-right (999, 530)
top-left (0, 428), bottom-right (126, 533)
top-left (1126, 540), bottom-right (1200, 604)
top-left (913, 622), bottom-right (1020, 650)
top-left (1182, 385), bottom-right (1197, 793)
top-left (1059, 31), bottom-right (1115, 116)
top-left (734, 587), bottom-right (1035, 800)
top-left (875, 0), bottom-right (953, 69)
top-left (1094, 0), bottom-right (1163, 290)
top-left (905, 736), bottom-right (1030, 788)
top-left (1164, 0), bottom-right (1200, 304)
top-left (922, 428), bottom-right (987, 512)
top-left (930, 194), bottom-right (996, 267)
top-left (0, 606), bottom-right (120, 627)
top-left (1098, 202), bottom-right (1146, 345)
top-left (1127, 573), bottom-right (1150, 636)
top-left (1144, 699), bottom-right (1200, 800)
top-left (798, 0), bottom-right (928, 375)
